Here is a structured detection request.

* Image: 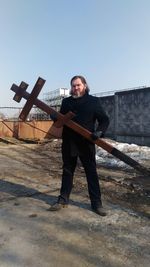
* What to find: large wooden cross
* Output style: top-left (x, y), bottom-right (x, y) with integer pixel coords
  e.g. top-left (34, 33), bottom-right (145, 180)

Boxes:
top-left (11, 77), bottom-right (150, 177)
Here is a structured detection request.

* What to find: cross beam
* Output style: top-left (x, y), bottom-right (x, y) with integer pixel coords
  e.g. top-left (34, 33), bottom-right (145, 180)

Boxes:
top-left (10, 77), bottom-right (150, 177)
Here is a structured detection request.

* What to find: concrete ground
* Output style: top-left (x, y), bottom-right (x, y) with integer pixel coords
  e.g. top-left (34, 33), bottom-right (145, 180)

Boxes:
top-left (0, 139), bottom-right (149, 267)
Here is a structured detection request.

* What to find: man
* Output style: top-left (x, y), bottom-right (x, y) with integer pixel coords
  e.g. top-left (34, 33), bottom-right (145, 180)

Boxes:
top-left (49, 75), bottom-right (109, 216)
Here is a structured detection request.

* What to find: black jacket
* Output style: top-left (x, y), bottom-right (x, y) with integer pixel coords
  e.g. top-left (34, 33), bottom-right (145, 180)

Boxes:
top-left (60, 92), bottom-right (109, 156)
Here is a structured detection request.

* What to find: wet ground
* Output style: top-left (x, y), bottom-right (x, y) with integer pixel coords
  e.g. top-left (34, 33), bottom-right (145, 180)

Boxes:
top-left (0, 138), bottom-right (149, 267)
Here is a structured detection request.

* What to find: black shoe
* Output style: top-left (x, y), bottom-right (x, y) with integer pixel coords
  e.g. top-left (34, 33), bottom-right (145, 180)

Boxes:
top-left (47, 202), bottom-right (68, 211)
top-left (92, 206), bottom-right (107, 216)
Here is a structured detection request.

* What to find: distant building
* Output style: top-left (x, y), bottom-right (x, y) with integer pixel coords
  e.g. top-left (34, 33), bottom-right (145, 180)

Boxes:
top-left (43, 88), bottom-right (69, 110)
top-left (30, 88), bottom-right (70, 120)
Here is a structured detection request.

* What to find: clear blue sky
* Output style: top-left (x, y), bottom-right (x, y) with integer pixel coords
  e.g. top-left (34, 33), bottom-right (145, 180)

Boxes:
top-left (0, 0), bottom-right (150, 107)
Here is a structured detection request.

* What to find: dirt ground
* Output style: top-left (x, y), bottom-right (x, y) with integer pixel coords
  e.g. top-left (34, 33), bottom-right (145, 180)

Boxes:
top-left (0, 138), bottom-right (149, 267)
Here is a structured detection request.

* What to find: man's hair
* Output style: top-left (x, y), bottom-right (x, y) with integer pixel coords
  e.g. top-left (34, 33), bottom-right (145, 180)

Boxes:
top-left (70, 75), bottom-right (90, 92)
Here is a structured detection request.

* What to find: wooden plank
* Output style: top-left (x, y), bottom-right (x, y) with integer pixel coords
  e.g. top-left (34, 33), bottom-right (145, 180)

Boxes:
top-left (13, 82), bottom-right (29, 103)
top-left (19, 77), bottom-right (45, 121)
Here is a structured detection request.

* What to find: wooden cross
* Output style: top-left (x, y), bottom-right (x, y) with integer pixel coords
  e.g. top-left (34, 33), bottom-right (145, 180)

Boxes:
top-left (10, 77), bottom-right (150, 177)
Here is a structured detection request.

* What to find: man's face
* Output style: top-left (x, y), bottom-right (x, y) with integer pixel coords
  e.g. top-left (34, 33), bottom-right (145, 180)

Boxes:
top-left (71, 78), bottom-right (87, 98)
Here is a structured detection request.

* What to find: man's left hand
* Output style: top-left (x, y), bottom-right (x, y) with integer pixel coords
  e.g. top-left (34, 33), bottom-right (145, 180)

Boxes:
top-left (91, 131), bottom-right (104, 140)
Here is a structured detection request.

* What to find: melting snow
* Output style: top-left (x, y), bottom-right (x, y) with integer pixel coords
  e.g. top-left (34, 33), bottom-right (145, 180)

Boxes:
top-left (96, 139), bottom-right (150, 169)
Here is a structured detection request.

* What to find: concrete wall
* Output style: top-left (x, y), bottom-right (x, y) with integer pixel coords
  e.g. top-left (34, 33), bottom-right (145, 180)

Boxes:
top-left (99, 96), bottom-right (115, 137)
top-left (100, 87), bottom-right (150, 146)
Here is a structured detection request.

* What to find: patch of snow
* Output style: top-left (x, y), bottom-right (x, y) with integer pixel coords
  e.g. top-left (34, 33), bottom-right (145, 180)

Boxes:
top-left (96, 139), bottom-right (150, 169)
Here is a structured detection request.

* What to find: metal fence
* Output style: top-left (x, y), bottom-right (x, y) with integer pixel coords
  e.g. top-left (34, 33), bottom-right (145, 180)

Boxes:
top-left (0, 106), bottom-right (51, 121)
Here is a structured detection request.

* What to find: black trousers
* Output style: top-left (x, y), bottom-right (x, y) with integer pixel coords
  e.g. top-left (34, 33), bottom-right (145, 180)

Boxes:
top-left (59, 142), bottom-right (102, 208)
